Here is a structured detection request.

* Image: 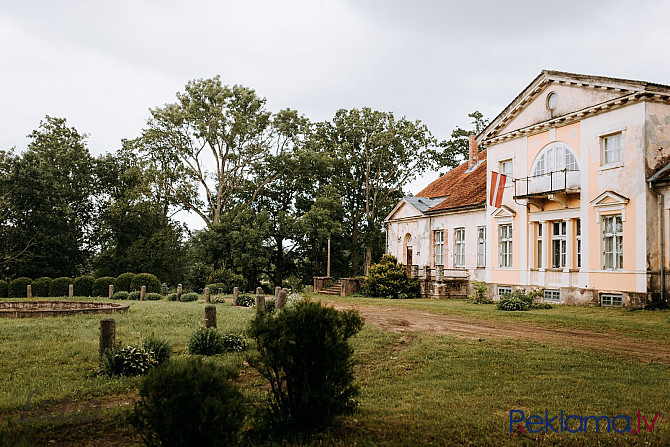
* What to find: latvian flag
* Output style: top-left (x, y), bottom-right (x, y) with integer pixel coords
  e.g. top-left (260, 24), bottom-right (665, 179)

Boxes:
top-left (489, 171), bottom-right (507, 208)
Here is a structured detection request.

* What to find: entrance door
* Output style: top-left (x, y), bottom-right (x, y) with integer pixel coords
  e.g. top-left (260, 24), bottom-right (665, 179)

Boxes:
top-left (406, 246), bottom-right (413, 275)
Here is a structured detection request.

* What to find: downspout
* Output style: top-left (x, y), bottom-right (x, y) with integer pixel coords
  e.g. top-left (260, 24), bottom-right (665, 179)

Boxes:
top-left (648, 180), bottom-right (665, 304)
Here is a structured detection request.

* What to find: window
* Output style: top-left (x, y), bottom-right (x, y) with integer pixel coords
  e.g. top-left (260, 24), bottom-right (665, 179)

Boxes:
top-left (552, 221), bottom-right (567, 268)
top-left (576, 219), bottom-right (582, 269)
top-left (544, 289), bottom-right (561, 302)
top-left (537, 223), bottom-right (543, 269)
top-left (499, 159), bottom-right (513, 179)
top-left (602, 215), bottom-right (623, 270)
top-left (601, 293), bottom-right (623, 307)
top-left (477, 226), bottom-right (486, 267)
top-left (532, 143), bottom-right (579, 176)
top-left (454, 228), bottom-right (465, 267)
top-left (602, 133), bottom-right (622, 164)
top-left (434, 230), bottom-right (444, 266)
top-left (498, 286), bottom-right (512, 298)
top-left (499, 224), bottom-right (513, 268)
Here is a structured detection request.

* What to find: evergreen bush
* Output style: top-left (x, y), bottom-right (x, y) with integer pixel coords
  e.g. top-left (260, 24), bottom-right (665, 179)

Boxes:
top-left (9, 278), bottom-right (32, 298)
top-left (93, 276), bottom-right (115, 297)
top-left (362, 255), bottom-right (420, 299)
top-left (0, 280), bottom-right (8, 298)
top-left (128, 291), bottom-right (141, 301)
top-left (49, 277), bottom-right (73, 297)
top-left (31, 277), bottom-right (52, 297)
top-left (73, 275), bottom-right (95, 297)
top-left (144, 292), bottom-right (162, 301)
top-left (112, 291), bottom-right (129, 300)
top-left (131, 273), bottom-right (162, 294)
top-left (114, 273), bottom-right (136, 293)
top-left (180, 292), bottom-right (199, 302)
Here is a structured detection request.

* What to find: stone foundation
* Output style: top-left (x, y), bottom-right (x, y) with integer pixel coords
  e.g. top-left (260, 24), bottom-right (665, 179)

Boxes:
top-left (420, 278), bottom-right (469, 298)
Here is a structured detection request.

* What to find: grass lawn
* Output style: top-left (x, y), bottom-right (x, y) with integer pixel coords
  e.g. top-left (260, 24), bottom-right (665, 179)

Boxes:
top-left (1, 295), bottom-right (669, 445)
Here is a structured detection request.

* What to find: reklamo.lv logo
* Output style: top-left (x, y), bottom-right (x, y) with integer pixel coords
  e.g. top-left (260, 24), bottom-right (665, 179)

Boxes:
top-left (510, 410), bottom-right (659, 434)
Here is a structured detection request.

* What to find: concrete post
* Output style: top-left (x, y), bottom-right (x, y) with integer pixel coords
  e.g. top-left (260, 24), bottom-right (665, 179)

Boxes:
top-left (27, 285), bottom-right (32, 299)
top-left (255, 287), bottom-right (265, 313)
top-left (274, 286), bottom-right (281, 299)
top-left (277, 288), bottom-right (288, 309)
top-left (204, 287), bottom-right (211, 303)
top-left (140, 285), bottom-right (146, 301)
top-left (204, 304), bottom-right (217, 328)
top-left (68, 284), bottom-right (74, 298)
top-left (109, 284), bottom-right (114, 299)
top-left (177, 284), bottom-right (183, 301)
top-left (233, 287), bottom-right (239, 303)
top-left (99, 318), bottom-right (116, 364)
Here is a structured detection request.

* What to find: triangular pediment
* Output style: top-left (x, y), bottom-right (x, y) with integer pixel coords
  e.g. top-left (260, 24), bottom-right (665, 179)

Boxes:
top-left (491, 205), bottom-right (516, 218)
top-left (590, 190), bottom-right (629, 207)
top-left (384, 199), bottom-right (423, 222)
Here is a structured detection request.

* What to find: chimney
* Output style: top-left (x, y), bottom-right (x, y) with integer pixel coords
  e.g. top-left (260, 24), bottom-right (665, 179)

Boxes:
top-left (468, 135), bottom-right (478, 169)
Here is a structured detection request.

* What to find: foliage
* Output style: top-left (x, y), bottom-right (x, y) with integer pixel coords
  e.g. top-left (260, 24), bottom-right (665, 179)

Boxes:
top-left (49, 277), bottom-right (72, 297)
top-left (93, 276), bottom-right (115, 297)
top-left (362, 255), bottom-right (420, 299)
top-left (247, 300), bottom-right (364, 430)
top-left (30, 277), bottom-right (51, 297)
top-left (180, 292), bottom-right (199, 302)
top-left (0, 279), bottom-right (7, 298)
top-left (284, 276), bottom-right (304, 293)
top-left (128, 291), bottom-right (141, 301)
top-left (497, 296), bottom-right (529, 311)
top-left (470, 280), bottom-right (493, 304)
top-left (8, 277), bottom-right (32, 298)
top-left (497, 288), bottom-right (551, 311)
top-left (131, 273), bottom-right (162, 294)
top-left (205, 282), bottom-right (227, 295)
top-left (220, 333), bottom-right (248, 352)
top-left (144, 292), bottom-right (162, 301)
top-left (430, 111), bottom-right (489, 173)
top-left (73, 275), bottom-right (95, 296)
top-left (165, 293), bottom-right (178, 301)
top-left (112, 291), bottom-right (129, 300)
top-left (142, 335), bottom-right (172, 365)
top-left (209, 269), bottom-right (247, 293)
top-left (188, 328), bottom-right (224, 356)
top-left (100, 344), bottom-right (158, 377)
top-left (264, 298), bottom-right (275, 312)
top-left (235, 294), bottom-right (255, 307)
top-left (114, 272), bottom-right (136, 292)
top-left (129, 358), bottom-right (246, 447)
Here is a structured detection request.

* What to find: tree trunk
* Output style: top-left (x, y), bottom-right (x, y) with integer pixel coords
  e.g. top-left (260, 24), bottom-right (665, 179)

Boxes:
top-left (275, 236), bottom-right (283, 287)
top-left (364, 243), bottom-right (372, 276)
top-left (351, 212), bottom-right (359, 275)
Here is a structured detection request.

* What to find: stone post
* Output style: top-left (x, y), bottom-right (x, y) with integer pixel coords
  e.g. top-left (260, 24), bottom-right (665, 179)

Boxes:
top-left (99, 318), bottom-right (116, 364)
top-left (255, 287), bottom-right (265, 313)
top-left (177, 284), bottom-right (183, 301)
top-left (109, 284), bottom-right (114, 299)
top-left (204, 287), bottom-right (211, 303)
top-left (68, 284), bottom-right (74, 298)
top-left (436, 265), bottom-right (444, 281)
top-left (27, 285), bottom-right (32, 299)
top-left (275, 286), bottom-right (281, 299)
top-left (277, 288), bottom-right (288, 309)
top-left (233, 287), bottom-right (239, 303)
top-left (140, 285), bottom-right (146, 301)
top-left (204, 304), bottom-right (217, 328)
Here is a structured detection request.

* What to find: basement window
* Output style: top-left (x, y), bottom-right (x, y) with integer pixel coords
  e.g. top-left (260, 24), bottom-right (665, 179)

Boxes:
top-left (601, 293), bottom-right (623, 307)
top-left (497, 286), bottom-right (512, 298)
top-left (544, 289), bottom-right (561, 302)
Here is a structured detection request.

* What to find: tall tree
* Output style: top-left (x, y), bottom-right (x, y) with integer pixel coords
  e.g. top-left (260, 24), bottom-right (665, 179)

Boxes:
top-left (431, 111), bottom-right (489, 173)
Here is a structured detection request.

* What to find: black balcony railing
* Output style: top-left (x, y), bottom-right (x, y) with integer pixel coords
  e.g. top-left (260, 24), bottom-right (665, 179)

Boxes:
top-left (514, 169), bottom-right (580, 198)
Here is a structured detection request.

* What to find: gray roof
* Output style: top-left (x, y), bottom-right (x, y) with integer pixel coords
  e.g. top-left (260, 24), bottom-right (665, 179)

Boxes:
top-left (405, 196), bottom-right (445, 213)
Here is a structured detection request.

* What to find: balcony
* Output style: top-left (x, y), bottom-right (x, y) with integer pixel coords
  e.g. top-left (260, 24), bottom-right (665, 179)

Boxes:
top-left (513, 169), bottom-right (580, 209)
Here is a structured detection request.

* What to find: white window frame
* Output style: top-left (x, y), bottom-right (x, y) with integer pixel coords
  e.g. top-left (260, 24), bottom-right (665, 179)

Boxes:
top-left (434, 230), bottom-right (444, 266)
top-left (498, 224), bottom-right (513, 268)
top-left (601, 133), bottom-right (622, 165)
top-left (551, 221), bottom-right (567, 269)
top-left (576, 218), bottom-right (582, 269)
top-left (602, 215), bottom-right (623, 270)
top-left (477, 226), bottom-right (486, 267)
top-left (544, 289), bottom-right (561, 302)
top-left (453, 228), bottom-right (465, 268)
top-left (532, 143), bottom-right (579, 176)
top-left (499, 159), bottom-right (513, 179)
top-left (601, 293), bottom-right (623, 307)
top-left (536, 223), bottom-right (543, 269)
top-left (498, 286), bottom-right (512, 298)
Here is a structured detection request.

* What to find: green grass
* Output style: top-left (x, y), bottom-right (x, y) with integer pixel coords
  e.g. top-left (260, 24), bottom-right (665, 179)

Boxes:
top-left (1, 295), bottom-right (669, 445)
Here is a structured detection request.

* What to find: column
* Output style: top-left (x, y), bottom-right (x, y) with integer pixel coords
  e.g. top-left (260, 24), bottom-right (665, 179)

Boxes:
top-left (564, 218), bottom-right (573, 272)
top-left (540, 221), bottom-right (548, 271)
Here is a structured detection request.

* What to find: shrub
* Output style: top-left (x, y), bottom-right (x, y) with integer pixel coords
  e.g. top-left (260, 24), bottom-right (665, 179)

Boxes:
top-left (211, 294), bottom-right (227, 304)
top-left (470, 280), bottom-right (493, 304)
top-left (73, 275), bottom-right (95, 297)
top-left (142, 335), bottom-right (172, 365)
top-left (205, 282), bottom-right (227, 295)
top-left (284, 276), bottom-right (304, 293)
top-left (180, 292), bottom-right (199, 302)
top-left (0, 280), bottom-right (8, 298)
top-left (112, 291), bottom-right (129, 300)
top-left (144, 292), bottom-right (162, 301)
top-left (221, 334), bottom-right (248, 352)
top-left (209, 269), bottom-right (246, 293)
top-left (9, 278), bottom-right (32, 298)
top-left (362, 255), bottom-right (420, 299)
top-left (49, 277), bottom-right (73, 297)
top-left (264, 298), bottom-right (275, 312)
top-left (100, 344), bottom-right (158, 377)
top-left (248, 300), bottom-right (364, 430)
top-left (115, 273), bottom-right (136, 293)
top-left (497, 296), bottom-right (529, 311)
top-left (235, 294), bottom-right (254, 307)
top-left (497, 288), bottom-right (551, 311)
top-left (31, 277), bottom-right (52, 297)
top-left (128, 291), bottom-right (141, 301)
top-left (165, 293), bottom-right (178, 302)
top-left (129, 358), bottom-right (246, 447)
top-left (188, 328), bottom-right (224, 356)
top-left (131, 273), bottom-right (162, 294)
top-left (93, 276), bottom-right (115, 297)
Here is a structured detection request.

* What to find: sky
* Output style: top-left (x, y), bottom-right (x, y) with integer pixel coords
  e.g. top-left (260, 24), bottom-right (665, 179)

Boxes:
top-left (2, 0), bottom-right (670, 229)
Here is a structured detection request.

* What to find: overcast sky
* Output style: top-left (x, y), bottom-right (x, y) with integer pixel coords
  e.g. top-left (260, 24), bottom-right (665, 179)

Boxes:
top-left (2, 0), bottom-right (670, 229)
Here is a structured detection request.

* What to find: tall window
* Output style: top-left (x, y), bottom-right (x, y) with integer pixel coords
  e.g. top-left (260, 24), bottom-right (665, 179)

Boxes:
top-left (434, 230), bottom-right (444, 266)
top-left (477, 226), bottom-right (486, 267)
top-left (576, 219), bottom-right (582, 269)
top-left (552, 221), bottom-right (567, 268)
top-left (499, 224), bottom-right (512, 268)
top-left (499, 159), bottom-right (513, 179)
top-left (537, 223), bottom-right (543, 269)
top-left (533, 143), bottom-right (579, 176)
top-left (454, 228), bottom-right (465, 267)
top-left (602, 133), bottom-right (622, 165)
top-left (603, 215), bottom-right (623, 269)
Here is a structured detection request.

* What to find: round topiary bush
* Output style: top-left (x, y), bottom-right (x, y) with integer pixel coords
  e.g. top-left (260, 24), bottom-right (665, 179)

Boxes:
top-left (131, 273), bottom-right (162, 294)
top-left (73, 275), bottom-right (95, 297)
top-left (165, 293), bottom-right (178, 302)
top-left (180, 292), bottom-right (199, 302)
top-left (0, 280), bottom-right (8, 298)
top-left (8, 277), bottom-right (32, 298)
top-left (49, 277), bottom-right (73, 297)
top-left (144, 292), bottom-right (162, 301)
top-left (129, 358), bottom-right (246, 447)
top-left (30, 277), bottom-right (52, 297)
top-left (93, 276), bottom-right (115, 297)
top-left (115, 273), bottom-right (136, 293)
top-left (112, 291), bottom-right (129, 300)
top-left (361, 255), bottom-right (420, 299)
top-left (188, 328), bottom-right (224, 356)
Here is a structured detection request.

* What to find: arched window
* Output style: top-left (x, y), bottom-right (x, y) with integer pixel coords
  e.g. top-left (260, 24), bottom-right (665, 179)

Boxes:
top-left (532, 142), bottom-right (579, 176)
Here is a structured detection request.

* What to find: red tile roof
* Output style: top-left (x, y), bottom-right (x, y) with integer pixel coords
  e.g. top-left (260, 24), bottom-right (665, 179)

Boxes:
top-left (416, 150), bottom-right (487, 212)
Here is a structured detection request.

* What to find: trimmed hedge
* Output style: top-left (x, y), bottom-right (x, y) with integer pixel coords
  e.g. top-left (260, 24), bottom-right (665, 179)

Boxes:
top-left (49, 277), bottom-right (73, 297)
top-left (112, 291), bottom-right (129, 300)
top-left (131, 273), bottom-right (161, 294)
top-left (180, 292), bottom-right (199, 302)
top-left (144, 292), bottom-right (162, 301)
top-left (9, 277), bottom-right (32, 298)
top-left (74, 275), bottom-right (95, 297)
top-left (31, 277), bottom-right (52, 297)
top-left (129, 291), bottom-right (141, 301)
top-left (115, 273), bottom-right (136, 293)
top-left (0, 280), bottom-right (7, 298)
top-left (93, 276), bottom-right (115, 297)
